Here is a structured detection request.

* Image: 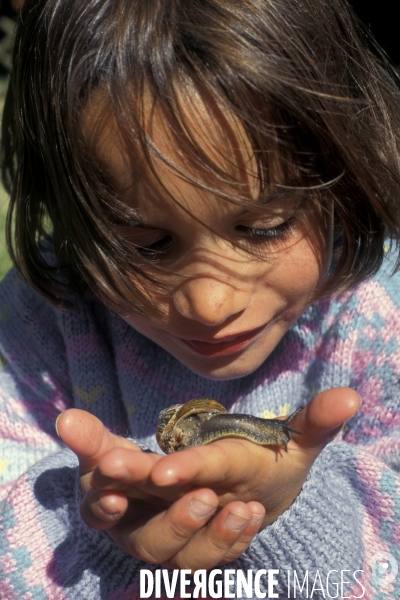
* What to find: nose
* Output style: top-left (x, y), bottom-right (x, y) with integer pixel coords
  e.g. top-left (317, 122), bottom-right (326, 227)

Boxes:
top-left (172, 275), bottom-right (251, 326)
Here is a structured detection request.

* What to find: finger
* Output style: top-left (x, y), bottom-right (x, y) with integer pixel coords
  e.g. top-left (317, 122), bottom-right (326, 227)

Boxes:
top-left (165, 501), bottom-right (262, 570)
top-left (150, 387), bottom-right (360, 491)
top-left (150, 439), bottom-right (268, 491)
top-left (108, 488), bottom-right (220, 564)
top-left (56, 408), bottom-right (140, 475)
top-left (215, 501), bottom-right (266, 565)
top-left (91, 447), bottom-right (165, 498)
top-left (80, 488), bottom-right (129, 531)
top-left (293, 387), bottom-right (361, 451)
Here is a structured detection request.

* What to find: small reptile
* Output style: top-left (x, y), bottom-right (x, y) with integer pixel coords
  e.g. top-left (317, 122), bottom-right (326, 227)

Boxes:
top-left (156, 398), bottom-right (302, 454)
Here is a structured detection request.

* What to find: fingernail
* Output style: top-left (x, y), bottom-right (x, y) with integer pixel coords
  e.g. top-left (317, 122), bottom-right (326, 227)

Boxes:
top-left (96, 496), bottom-right (121, 519)
top-left (189, 497), bottom-right (217, 519)
top-left (55, 413), bottom-right (63, 437)
top-left (225, 512), bottom-right (250, 532)
top-left (250, 513), bottom-right (264, 526)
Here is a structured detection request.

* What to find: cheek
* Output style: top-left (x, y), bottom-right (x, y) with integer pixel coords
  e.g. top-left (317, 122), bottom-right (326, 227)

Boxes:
top-left (262, 238), bottom-right (324, 301)
top-left (290, 254), bottom-right (322, 287)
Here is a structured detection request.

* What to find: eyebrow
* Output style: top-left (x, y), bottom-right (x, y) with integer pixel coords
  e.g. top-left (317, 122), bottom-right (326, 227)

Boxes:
top-left (257, 190), bottom-right (303, 204)
top-left (234, 190), bottom-right (303, 217)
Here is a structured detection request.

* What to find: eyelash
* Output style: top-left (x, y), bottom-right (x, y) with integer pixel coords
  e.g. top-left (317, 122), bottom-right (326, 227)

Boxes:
top-left (135, 236), bottom-right (173, 259)
top-left (236, 216), bottom-right (296, 244)
top-left (134, 217), bottom-right (296, 259)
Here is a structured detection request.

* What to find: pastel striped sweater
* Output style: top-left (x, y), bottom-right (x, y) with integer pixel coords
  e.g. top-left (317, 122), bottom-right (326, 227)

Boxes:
top-left (0, 249), bottom-right (400, 599)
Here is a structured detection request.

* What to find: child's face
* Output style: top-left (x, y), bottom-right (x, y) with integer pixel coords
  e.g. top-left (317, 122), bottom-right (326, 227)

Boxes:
top-left (89, 94), bottom-right (328, 381)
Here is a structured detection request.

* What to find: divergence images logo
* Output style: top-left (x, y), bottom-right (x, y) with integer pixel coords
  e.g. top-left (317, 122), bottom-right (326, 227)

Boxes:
top-left (371, 552), bottom-right (398, 588)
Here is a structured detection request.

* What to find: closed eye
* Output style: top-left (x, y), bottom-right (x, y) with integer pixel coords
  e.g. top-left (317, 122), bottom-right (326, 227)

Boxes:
top-left (135, 235), bottom-right (173, 259)
top-left (236, 216), bottom-right (296, 244)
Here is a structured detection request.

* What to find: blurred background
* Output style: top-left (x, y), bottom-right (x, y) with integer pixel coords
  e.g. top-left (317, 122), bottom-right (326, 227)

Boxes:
top-left (1, 0), bottom-right (22, 279)
top-left (0, 0), bottom-right (399, 280)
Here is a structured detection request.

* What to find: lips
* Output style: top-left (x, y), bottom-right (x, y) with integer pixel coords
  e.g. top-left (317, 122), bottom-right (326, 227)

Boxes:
top-left (180, 325), bottom-right (265, 357)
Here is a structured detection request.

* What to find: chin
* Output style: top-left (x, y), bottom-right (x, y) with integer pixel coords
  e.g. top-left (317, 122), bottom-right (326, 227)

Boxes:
top-left (181, 353), bottom-right (266, 381)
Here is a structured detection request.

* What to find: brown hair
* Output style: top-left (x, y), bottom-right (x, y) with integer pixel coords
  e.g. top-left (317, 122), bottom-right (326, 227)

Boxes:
top-left (2, 0), bottom-right (400, 313)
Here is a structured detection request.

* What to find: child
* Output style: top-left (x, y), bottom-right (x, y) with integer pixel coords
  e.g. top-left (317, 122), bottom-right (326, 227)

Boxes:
top-left (1, 0), bottom-right (400, 597)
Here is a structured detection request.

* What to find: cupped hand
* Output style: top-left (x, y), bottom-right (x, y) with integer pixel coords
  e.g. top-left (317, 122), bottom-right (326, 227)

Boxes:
top-left (56, 386), bottom-right (360, 569)
top-left (56, 408), bottom-right (266, 569)
top-left (149, 386), bottom-right (360, 525)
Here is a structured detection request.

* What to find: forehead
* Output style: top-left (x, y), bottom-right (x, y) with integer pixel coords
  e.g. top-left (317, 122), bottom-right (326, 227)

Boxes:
top-left (82, 87), bottom-right (259, 201)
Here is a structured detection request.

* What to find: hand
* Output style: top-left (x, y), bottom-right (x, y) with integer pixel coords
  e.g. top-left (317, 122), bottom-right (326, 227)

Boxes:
top-left (145, 386), bottom-right (360, 526)
top-left (56, 387), bottom-right (360, 569)
top-left (56, 409), bottom-right (266, 570)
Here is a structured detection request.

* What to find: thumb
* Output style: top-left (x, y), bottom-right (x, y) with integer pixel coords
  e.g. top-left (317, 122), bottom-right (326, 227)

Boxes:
top-left (291, 387), bottom-right (360, 452)
top-left (56, 408), bottom-right (139, 475)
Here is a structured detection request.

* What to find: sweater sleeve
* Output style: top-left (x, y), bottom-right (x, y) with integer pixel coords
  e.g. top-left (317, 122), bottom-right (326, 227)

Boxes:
top-left (0, 448), bottom-right (150, 599)
top-left (0, 269), bottom-right (72, 497)
top-left (233, 440), bottom-right (393, 599)
top-left (231, 261), bottom-right (400, 599)
top-left (0, 270), bottom-right (147, 599)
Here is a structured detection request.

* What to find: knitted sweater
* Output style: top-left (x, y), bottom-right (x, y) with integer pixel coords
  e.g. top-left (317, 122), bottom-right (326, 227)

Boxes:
top-left (0, 249), bottom-right (399, 600)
